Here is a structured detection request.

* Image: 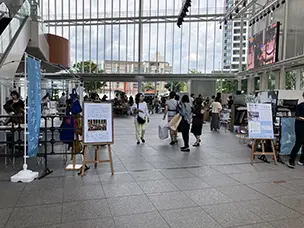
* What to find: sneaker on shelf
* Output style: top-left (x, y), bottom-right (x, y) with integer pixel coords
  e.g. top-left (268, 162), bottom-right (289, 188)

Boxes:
top-left (287, 162), bottom-right (295, 169)
top-left (297, 161), bottom-right (304, 166)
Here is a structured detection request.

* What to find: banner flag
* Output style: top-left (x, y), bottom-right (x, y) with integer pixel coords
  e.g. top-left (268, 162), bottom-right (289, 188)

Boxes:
top-left (27, 57), bottom-right (41, 157)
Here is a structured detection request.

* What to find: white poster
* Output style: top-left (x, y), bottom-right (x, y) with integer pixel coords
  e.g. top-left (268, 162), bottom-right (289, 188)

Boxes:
top-left (83, 103), bottom-right (113, 144)
top-left (247, 103), bottom-right (274, 139)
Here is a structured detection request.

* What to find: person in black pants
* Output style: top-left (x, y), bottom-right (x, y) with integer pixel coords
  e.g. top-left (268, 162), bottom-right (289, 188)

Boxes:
top-left (288, 93), bottom-right (304, 168)
top-left (178, 95), bottom-right (192, 152)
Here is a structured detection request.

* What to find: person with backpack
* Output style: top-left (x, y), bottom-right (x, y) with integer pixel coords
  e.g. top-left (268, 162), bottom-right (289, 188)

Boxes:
top-left (131, 93), bottom-right (149, 144)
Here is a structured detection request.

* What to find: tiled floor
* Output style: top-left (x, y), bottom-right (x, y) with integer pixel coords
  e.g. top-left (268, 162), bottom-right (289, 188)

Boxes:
top-left (0, 115), bottom-right (304, 228)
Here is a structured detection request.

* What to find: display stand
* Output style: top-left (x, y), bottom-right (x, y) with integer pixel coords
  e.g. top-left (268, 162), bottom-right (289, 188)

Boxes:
top-left (81, 144), bottom-right (114, 176)
top-left (81, 102), bottom-right (114, 177)
top-left (250, 139), bottom-right (277, 165)
top-left (247, 103), bottom-right (277, 165)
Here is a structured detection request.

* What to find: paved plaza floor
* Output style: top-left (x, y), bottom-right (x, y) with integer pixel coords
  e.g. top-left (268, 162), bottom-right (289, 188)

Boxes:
top-left (0, 115), bottom-right (304, 228)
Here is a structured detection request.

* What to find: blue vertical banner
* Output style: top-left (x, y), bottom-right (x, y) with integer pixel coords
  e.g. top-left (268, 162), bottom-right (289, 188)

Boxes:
top-left (27, 57), bottom-right (41, 157)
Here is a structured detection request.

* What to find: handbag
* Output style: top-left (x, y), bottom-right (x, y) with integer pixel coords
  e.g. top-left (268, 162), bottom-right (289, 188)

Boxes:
top-left (168, 114), bottom-right (182, 131)
top-left (136, 103), bottom-right (146, 124)
top-left (158, 119), bottom-right (169, 140)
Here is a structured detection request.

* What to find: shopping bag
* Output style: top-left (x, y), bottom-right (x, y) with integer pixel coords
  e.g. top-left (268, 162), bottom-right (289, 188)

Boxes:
top-left (168, 114), bottom-right (182, 131)
top-left (158, 120), bottom-right (169, 140)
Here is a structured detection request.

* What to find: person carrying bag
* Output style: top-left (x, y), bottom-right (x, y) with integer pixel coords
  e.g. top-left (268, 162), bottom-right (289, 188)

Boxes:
top-left (131, 93), bottom-right (149, 145)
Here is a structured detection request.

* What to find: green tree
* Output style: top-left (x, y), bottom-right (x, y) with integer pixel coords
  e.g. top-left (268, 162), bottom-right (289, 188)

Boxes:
top-left (165, 81), bottom-right (187, 92)
top-left (285, 70), bottom-right (296, 90)
top-left (142, 82), bottom-right (155, 91)
top-left (72, 61), bottom-right (106, 94)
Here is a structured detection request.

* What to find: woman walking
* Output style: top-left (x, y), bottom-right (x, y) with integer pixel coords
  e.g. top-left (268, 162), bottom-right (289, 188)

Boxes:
top-left (191, 98), bottom-right (204, 146)
top-left (163, 91), bottom-right (179, 145)
top-left (178, 95), bottom-right (192, 152)
top-left (210, 97), bottom-right (222, 131)
top-left (132, 93), bottom-right (149, 144)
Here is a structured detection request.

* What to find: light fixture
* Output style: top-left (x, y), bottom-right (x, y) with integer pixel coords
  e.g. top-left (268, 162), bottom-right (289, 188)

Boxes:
top-left (224, 20), bottom-right (227, 25)
top-left (276, 2), bottom-right (280, 8)
top-left (243, 0), bottom-right (247, 7)
top-left (220, 25), bottom-right (222, 29)
top-left (272, 5), bottom-right (275, 11)
top-left (267, 9), bottom-right (271, 14)
top-left (256, 17), bottom-right (259, 22)
top-left (281, 0), bottom-right (286, 4)
top-left (235, 7), bottom-right (239, 14)
top-left (260, 15), bottom-right (263, 19)
top-left (229, 14), bottom-right (233, 20)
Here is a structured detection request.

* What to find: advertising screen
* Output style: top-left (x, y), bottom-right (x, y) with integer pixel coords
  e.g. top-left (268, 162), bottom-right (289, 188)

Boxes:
top-left (247, 22), bottom-right (280, 70)
top-left (263, 22), bottom-right (280, 65)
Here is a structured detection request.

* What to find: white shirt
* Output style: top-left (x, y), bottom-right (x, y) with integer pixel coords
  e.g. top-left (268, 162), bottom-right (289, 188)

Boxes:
top-left (132, 102), bottom-right (149, 121)
top-left (211, 102), bottom-right (222, 113)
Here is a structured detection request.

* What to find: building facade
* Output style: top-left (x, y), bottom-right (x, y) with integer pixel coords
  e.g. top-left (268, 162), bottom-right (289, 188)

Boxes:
top-left (223, 0), bottom-right (248, 72)
top-left (102, 53), bottom-right (172, 95)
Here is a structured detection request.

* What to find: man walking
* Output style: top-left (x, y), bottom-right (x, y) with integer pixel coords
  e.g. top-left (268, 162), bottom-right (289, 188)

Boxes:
top-left (288, 92), bottom-right (304, 168)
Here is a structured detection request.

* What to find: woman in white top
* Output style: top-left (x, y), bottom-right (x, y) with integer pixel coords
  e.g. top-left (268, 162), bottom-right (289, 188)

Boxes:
top-left (132, 93), bottom-right (149, 144)
top-left (210, 97), bottom-right (222, 131)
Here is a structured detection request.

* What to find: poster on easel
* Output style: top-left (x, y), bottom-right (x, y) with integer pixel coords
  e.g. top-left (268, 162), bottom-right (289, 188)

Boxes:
top-left (247, 103), bottom-right (274, 139)
top-left (83, 102), bottom-right (113, 144)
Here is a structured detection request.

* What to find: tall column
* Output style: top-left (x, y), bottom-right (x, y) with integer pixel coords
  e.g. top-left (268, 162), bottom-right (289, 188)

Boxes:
top-left (188, 80), bottom-right (192, 96)
top-left (247, 76), bottom-right (254, 94)
top-left (260, 71), bottom-right (268, 91)
top-left (138, 81), bottom-right (142, 93)
top-left (138, 0), bottom-right (143, 74)
top-left (237, 79), bottom-right (242, 91)
top-left (279, 67), bottom-right (286, 89)
top-left (278, 0), bottom-right (288, 90)
top-left (238, 15), bottom-right (244, 74)
top-left (295, 69), bottom-right (301, 90)
top-left (274, 71), bottom-right (280, 89)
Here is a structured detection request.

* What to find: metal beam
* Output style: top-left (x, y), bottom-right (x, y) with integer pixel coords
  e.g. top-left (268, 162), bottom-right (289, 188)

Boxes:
top-left (44, 13), bottom-right (225, 27)
top-left (27, 72), bottom-right (238, 82)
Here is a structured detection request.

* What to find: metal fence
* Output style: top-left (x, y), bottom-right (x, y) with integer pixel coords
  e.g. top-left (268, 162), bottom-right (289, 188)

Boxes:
top-left (0, 115), bottom-right (83, 178)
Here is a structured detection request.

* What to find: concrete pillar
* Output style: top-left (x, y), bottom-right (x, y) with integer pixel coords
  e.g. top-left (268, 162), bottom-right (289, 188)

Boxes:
top-left (274, 71), bottom-right (280, 89)
top-left (137, 81), bottom-right (142, 94)
top-left (237, 79), bottom-right (242, 91)
top-left (260, 72), bottom-right (268, 91)
top-left (279, 67), bottom-right (286, 89)
top-left (295, 69), bottom-right (301, 90)
top-left (188, 80), bottom-right (192, 96)
top-left (247, 77), bottom-right (254, 94)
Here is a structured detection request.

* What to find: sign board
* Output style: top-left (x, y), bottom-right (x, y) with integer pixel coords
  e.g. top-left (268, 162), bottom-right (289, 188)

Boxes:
top-left (247, 103), bottom-right (274, 139)
top-left (83, 102), bottom-right (113, 144)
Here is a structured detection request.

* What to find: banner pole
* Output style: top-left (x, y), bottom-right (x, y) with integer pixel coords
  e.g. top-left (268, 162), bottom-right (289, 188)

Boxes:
top-left (23, 53), bottom-right (28, 170)
top-left (11, 52), bottom-right (39, 183)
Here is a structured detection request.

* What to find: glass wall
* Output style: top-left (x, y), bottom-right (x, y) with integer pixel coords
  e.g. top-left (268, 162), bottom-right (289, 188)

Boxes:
top-left (41, 0), bottom-right (225, 74)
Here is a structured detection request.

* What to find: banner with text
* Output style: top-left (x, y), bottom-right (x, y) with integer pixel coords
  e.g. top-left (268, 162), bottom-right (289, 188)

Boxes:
top-left (247, 103), bottom-right (274, 139)
top-left (27, 57), bottom-right (41, 157)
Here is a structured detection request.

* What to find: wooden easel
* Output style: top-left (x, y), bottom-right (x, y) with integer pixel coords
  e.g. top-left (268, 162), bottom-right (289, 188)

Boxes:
top-left (81, 144), bottom-right (114, 176)
top-left (250, 138), bottom-right (277, 165)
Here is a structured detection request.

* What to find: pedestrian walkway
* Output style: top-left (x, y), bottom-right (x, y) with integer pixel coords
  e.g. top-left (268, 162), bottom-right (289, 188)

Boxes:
top-left (0, 115), bottom-right (303, 228)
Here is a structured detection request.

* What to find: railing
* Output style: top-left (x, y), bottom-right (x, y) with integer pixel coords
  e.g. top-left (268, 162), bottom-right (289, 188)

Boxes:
top-left (0, 0), bottom-right (30, 63)
top-left (0, 114), bottom-right (83, 178)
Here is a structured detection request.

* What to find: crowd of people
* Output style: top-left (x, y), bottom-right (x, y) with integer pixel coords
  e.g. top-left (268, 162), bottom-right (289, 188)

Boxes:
top-left (131, 91), bottom-right (226, 152)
